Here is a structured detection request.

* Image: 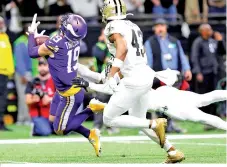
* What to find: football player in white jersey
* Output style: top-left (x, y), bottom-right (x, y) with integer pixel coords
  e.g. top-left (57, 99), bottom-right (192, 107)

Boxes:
top-left (100, 0), bottom-right (168, 148)
top-left (82, 0), bottom-right (184, 163)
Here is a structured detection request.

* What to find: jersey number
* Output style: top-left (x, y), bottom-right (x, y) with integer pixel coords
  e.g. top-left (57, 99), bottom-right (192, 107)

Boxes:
top-left (67, 47), bottom-right (80, 73)
top-left (131, 29), bottom-right (144, 57)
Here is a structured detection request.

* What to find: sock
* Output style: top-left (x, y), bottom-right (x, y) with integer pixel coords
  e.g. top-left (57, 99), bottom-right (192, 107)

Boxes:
top-left (75, 125), bottom-right (90, 138)
top-left (64, 108), bottom-right (93, 135)
top-left (151, 120), bottom-right (157, 129)
top-left (164, 139), bottom-right (174, 152)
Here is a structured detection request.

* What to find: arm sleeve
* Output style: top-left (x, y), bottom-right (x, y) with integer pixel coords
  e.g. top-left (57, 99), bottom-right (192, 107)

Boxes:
top-left (89, 82), bottom-right (114, 95)
top-left (144, 40), bottom-right (153, 68)
top-left (14, 43), bottom-right (27, 76)
top-left (77, 63), bottom-right (102, 83)
top-left (25, 82), bottom-right (33, 94)
top-left (177, 41), bottom-right (191, 72)
top-left (28, 34), bottom-right (40, 58)
top-left (190, 38), bottom-right (201, 74)
top-left (216, 40), bottom-right (226, 55)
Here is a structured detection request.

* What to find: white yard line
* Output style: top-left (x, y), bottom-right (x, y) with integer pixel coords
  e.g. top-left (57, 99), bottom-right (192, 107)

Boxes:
top-left (114, 141), bottom-right (227, 146)
top-left (0, 134), bottom-right (226, 145)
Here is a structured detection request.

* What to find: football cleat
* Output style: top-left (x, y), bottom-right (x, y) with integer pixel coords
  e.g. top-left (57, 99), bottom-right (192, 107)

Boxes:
top-left (153, 118), bottom-right (167, 148)
top-left (164, 150), bottom-right (185, 163)
top-left (88, 129), bottom-right (102, 157)
top-left (88, 98), bottom-right (106, 113)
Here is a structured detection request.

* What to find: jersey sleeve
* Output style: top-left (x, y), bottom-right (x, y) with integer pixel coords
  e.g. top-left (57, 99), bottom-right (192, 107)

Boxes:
top-left (44, 35), bottom-right (61, 53)
top-left (104, 20), bottom-right (125, 38)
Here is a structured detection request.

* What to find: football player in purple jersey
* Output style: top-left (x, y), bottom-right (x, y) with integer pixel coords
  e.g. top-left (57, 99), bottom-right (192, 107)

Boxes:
top-left (27, 13), bottom-right (101, 157)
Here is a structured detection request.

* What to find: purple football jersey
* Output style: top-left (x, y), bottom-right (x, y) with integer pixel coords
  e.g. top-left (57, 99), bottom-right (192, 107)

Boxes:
top-left (45, 35), bottom-right (80, 92)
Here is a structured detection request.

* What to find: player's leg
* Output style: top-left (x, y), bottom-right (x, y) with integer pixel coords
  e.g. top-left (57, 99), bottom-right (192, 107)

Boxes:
top-left (129, 97), bottom-right (185, 164)
top-left (177, 90), bottom-right (227, 108)
top-left (53, 89), bottom-right (101, 156)
top-left (180, 106), bottom-right (227, 130)
top-left (103, 85), bottom-right (164, 129)
top-left (49, 92), bottom-right (60, 133)
top-left (195, 90), bottom-right (227, 108)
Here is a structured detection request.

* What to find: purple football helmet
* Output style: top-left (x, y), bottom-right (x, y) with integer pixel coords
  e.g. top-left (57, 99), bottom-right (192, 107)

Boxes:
top-left (60, 14), bottom-right (87, 41)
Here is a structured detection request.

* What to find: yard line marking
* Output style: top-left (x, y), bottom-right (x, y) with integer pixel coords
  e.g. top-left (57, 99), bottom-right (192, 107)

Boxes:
top-left (115, 141), bottom-right (227, 146)
top-left (0, 134), bottom-right (226, 145)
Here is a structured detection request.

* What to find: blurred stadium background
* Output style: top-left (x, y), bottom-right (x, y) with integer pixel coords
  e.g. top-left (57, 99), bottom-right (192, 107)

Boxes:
top-left (0, 0), bottom-right (226, 164)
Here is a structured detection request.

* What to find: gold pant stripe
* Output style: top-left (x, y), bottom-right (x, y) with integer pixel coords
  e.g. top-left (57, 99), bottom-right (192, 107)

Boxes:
top-left (57, 97), bottom-right (70, 132)
top-left (58, 86), bottom-right (81, 97)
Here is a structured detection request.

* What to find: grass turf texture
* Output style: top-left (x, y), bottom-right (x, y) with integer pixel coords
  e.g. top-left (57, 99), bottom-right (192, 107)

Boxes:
top-left (0, 121), bottom-right (225, 139)
top-left (0, 138), bottom-right (226, 163)
top-left (0, 121), bottom-right (226, 163)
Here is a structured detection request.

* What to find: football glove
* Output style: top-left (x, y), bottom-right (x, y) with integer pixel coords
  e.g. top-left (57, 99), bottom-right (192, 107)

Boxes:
top-left (106, 77), bottom-right (118, 92)
top-left (72, 77), bottom-right (89, 91)
top-left (28, 13), bottom-right (40, 34)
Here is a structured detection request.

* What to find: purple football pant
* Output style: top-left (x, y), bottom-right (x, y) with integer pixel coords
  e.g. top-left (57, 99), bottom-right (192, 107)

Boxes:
top-left (51, 89), bottom-right (92, 138)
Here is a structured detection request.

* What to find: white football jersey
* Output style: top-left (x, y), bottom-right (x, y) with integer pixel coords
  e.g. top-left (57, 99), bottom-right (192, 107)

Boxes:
top-left (104, 20), bottom-right (148, 77)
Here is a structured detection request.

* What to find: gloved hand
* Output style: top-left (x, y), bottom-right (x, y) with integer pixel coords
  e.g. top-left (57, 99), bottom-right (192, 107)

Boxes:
top-left (28, 13), bottom-right (40, 34)
top-left (72, 77), bottom-right (89, 91)
top-left (106, 77), bottom-right (118, 92)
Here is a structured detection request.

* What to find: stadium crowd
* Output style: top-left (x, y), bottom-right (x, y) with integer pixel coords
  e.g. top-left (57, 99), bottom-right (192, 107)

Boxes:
top-left (0, 0), bottom-right (226, 135)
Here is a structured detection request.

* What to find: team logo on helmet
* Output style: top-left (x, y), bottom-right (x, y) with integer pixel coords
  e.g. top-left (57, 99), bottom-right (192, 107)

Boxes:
top-left (101, 0), bottom-right (127, 23)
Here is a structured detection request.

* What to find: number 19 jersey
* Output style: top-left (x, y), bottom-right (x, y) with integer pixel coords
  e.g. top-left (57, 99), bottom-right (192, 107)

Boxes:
top-left (104, 20), bottom-right (148, 78)
top-left (45, 35), bottom-right (80, 92)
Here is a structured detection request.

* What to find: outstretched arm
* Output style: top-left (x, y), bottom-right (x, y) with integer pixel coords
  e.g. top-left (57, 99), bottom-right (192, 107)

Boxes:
top-left (27, 14), bottom-right (53, 58)
top-left (77, 63), bottom-right (102, 83)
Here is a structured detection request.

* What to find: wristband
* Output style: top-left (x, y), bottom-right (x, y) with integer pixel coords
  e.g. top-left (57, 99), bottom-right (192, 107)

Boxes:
top-left (112, 58), bottom-right (123, 68)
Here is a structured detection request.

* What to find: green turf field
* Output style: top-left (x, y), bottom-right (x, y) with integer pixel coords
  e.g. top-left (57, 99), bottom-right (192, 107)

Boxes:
top-left (0, 121), bottom-right (226, 164)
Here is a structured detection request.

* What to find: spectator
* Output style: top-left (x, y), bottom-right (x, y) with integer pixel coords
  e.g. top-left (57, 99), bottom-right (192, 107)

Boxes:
top-left (91, 29), bottom-right (119, 135)
top-left (145, 19), bottom-right (192, 81)
top-left (151, 0), bottom-right (178, 22)
top-left (0, 16), bottom-right (15, 131)
top-left (25, 58), bottom-right (55, 136)
top-left (49, 0), bottom-right (73, 16)
top-left (208, 0), bottom-right (226, 14)
top-left (14, 26), bottom-right (38, 125)
top-left (68, 0), bottom-right (101, 23)
top-left (145, 18), bottom-right (192, 133)
top-left (124, 0), bottom-right (145, 14)
top-left (190, 24), bottom-right (226, 121)
top-left (185, 0), bottom-right (209, 23)
top-left (5, 1), bottom-right (22, 33)
top-left (185, 0), bottom-right (201, 23)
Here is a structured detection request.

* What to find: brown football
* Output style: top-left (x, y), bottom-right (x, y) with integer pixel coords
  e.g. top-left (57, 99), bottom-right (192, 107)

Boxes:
top-left (35, 35), bottom-right (49, 45)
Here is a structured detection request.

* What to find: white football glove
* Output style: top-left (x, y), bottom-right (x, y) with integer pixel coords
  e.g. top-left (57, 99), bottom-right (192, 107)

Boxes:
top-left (28, 13), bottom-right (40, 34)
top-left (106, 77), bottom-right (118, 92)
top-left (34, 29), bottom-right (46, 38)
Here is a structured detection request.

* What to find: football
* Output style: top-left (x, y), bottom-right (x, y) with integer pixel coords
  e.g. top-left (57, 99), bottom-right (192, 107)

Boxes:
top-left (35, 35), bottom-right (49, 45)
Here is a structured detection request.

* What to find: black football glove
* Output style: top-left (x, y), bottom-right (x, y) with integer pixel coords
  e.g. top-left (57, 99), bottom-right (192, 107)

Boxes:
top-left (71, 77), bottom-right (89, 91)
